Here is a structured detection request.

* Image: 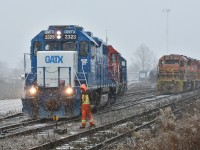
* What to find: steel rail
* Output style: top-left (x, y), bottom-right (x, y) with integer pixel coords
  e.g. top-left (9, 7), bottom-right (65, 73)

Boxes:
top-left (0, 113), bottom-right (23, 121)
top-left (0, 116), bottom-right (80, 140)
top-left (0, 119), bottom-right (41, 133)
top-left (90, 99), bottom-right (199, 150)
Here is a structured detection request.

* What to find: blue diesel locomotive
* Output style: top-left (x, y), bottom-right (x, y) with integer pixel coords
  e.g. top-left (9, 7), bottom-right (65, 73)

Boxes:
top-left (22, 25), bottom-right (127, 119)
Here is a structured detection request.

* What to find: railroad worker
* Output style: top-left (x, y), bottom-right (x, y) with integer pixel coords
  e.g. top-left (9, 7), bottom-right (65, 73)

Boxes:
top-left (80, 84), bottom-right (95, 128)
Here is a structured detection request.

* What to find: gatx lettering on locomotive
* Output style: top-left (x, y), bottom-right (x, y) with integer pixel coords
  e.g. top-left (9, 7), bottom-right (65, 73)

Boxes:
top-left (45, 56), bottom-right (63, 63)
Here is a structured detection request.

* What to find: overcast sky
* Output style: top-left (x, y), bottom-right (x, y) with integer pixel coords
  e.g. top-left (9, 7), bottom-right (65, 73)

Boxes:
top-left (0, 0), bottom-right (200, 68)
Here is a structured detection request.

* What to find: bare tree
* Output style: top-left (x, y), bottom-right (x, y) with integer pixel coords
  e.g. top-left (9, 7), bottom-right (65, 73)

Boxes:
top-left (131, 44), bottom-right (157, 72)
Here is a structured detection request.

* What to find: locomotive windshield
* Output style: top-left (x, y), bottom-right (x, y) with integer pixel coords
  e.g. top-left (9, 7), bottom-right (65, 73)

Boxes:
top-left (33, 41), bottom-right (42, 56)
top-left (62, 42), bottom-right (76, 51)
top-left (80, 41), bottom-right (89, 56)
top-left (122, 60), bottom-right (126, 66)
top-left (160, 60), bottom-right (179, 65)
top-left (111, 54), bottom-right (117, 63)
top-left (45, 42), bottom-right (58, 51)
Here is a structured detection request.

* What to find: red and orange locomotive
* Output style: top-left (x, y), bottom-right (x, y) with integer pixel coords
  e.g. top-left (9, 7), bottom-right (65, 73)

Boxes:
top-left (157, 54), bottom-right (200, 93)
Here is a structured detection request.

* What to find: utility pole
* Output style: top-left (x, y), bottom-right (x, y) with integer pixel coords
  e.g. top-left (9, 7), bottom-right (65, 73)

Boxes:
top-left (163, 8), bottom-right (170, 54)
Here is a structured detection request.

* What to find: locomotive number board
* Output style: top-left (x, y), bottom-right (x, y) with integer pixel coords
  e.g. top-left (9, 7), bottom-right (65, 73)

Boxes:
top-left (64, 34), bottom-right (77, 40)
top-left (44, 34), bottom-right (77, 40)
top-left (44, 34), bottom-right (55, 40)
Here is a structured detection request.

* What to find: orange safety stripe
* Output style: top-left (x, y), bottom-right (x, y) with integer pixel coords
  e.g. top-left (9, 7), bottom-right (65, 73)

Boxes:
top-left (82, 94), bottom-right (90, 104)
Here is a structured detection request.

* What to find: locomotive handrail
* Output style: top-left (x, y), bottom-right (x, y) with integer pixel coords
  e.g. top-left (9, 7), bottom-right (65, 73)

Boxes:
top-left (158, 72), bottom-right (199, 80)
top-left (108, 65), bottom-right (118, 84)
top-left (82, 63), bottom-right (88, 87)
top-left (73, 67), bottom-right (81, 86)
top-left (37, 66), bottom-right (72, 87)
top-left (23, 53), bottom-right (31, 73)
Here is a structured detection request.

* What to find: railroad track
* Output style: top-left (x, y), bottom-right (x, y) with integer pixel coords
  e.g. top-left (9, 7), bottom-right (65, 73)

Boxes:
top-left (0, 112), bottom-right (23, 121)
top-left (0, 113), bottom-right (30, 129)
top-left (91, 100), bottom-right (199, 150)
top-left (96, 94), bottom-right (169, 116)
top-left (0, 119), bottom-right (49, 140)
top-left (0, 88), bottom-right (156, 140)
top-left (0, 117), bottom-right (81, 140)
top-left (0, 88), bottom-right (196, 149)
top-left (29, 90), bottom-right (200, 150)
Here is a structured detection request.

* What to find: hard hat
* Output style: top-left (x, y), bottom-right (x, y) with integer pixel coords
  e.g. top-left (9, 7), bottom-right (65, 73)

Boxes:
top-left (80, 84), bottom-right (87, 92)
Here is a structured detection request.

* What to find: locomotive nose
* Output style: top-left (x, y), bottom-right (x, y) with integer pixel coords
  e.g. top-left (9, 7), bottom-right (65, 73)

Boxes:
top-left (164, 82), bottom-right (176, 93)
top-left (46, 99), bottom-right (60, 111)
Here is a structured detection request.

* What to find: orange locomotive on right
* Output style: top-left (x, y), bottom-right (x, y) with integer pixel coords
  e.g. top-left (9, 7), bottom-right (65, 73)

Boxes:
top-left (157, 54), bottom-right (200, 94)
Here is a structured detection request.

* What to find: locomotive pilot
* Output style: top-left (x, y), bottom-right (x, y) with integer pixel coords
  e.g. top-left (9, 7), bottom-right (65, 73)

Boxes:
top-left (80, 84), bottom-right (95, 128)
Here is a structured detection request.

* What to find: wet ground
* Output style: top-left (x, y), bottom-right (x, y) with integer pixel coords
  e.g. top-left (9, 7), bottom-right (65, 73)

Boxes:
top-left (0, 99), bottom-right (22, 114)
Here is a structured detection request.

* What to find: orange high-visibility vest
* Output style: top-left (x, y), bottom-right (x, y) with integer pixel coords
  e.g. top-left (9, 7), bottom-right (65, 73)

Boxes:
top-left (82, 94), bottom-right (90, 104)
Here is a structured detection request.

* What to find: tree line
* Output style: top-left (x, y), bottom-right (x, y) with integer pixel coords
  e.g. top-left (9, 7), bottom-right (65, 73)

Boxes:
top-left (0, 60), bottom-right (24, 100)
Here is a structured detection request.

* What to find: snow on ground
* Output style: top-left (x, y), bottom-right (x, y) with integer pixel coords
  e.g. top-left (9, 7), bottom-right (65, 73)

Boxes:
top-left (0, 99), bottom-right (22, 114)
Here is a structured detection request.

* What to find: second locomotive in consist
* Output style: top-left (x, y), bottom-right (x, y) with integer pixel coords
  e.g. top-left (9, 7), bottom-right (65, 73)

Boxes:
top-left (22, 25), bottom-right (127, 119)
top-left (157, 54), bottom-right (200, 94)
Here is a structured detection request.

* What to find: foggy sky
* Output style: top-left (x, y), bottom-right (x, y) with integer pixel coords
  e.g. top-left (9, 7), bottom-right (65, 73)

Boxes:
top-left (0, 0), bottom-right (200, 68)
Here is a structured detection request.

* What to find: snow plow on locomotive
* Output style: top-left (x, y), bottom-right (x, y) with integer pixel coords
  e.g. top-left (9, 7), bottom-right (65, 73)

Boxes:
top-left (157, 54), bottom-right (200, 94)
top-left (21, 25), bottom-right (127, 119)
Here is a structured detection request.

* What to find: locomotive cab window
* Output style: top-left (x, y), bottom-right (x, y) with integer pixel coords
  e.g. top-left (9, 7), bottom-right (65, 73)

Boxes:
top-left (122, 60), bottom-right (126, 66)
top-left (165, 60), bottom-right (179, 64)
top-left (45, 42), bottom-right (58, 51)
top-left (62, 42), bottom-right (76, 51)
top-left (33, 41), bottom-right (42, 56)
top-left (160, 60), bottom-right (165, 65)
top-left (111, 54), bottom-right (117, 63)
top-left (80, 41), bottom-right (89, 56)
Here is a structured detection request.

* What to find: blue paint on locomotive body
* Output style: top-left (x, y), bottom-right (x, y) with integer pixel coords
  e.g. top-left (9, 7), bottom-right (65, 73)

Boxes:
top-left (22, 25), bottom-right (120, 119)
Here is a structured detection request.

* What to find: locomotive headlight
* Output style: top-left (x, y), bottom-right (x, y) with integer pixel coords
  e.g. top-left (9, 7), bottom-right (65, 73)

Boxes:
top-left (56, 30), bottom-right (62, 39)
top-left (57, 35), bottom-right (61, 39)
top-left (57, 31), bottom-right (61, 35)
top-left (29, 86), bottom-right (37, 95)
top-left (65, 87), bottom-right (73, 95)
